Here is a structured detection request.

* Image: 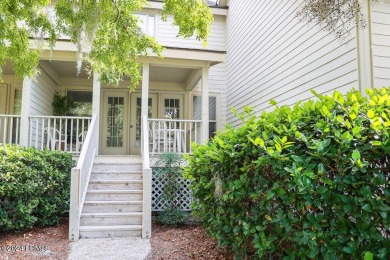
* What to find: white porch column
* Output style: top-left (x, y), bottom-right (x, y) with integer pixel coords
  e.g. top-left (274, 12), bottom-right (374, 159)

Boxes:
top-left (19, 77), bottom-right (32, 146)
top-left (92, 72), bottom-right (101, 154)
top-left (141, 63), bottom-right (150, 139)
top-left (201, 63), bottom-right (210, 143)
top-left (141, 63), bottom-right (150, 116)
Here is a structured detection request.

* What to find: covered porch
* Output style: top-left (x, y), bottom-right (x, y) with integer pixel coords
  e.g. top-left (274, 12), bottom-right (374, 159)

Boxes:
top-left (1, 57), bottom-right (217, 157)
top-left (1, 49), bottom-right (224, 241)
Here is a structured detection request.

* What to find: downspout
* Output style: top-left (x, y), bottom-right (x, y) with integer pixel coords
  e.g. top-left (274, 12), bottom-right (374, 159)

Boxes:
top-left (356, 0), bottom-right (374, 93)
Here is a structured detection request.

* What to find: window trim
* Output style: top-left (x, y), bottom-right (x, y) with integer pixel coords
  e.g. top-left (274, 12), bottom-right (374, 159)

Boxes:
top-left (135, 13), bottom-right (156, 37)
top-left (190, 93), bottom-right (220, 135)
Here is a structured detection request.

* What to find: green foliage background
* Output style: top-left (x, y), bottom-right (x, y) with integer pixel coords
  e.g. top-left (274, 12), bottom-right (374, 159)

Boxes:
top-left (0, 145), bottom-right (74, 232)
top-left (185, 88), bottom-right (390, 259)
top-left (0, 0), bottom-right (213, 89)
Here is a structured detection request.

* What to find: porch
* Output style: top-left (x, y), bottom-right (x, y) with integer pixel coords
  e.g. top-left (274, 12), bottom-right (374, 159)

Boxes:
top-left (1, 56), bottom-right (217, 241)
top-left (1, 58), bottom-right (214, 156)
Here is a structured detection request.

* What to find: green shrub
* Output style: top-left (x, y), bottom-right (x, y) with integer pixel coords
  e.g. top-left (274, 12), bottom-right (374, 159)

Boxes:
top-left (154, 153), bottom-right (188, 226)
top-left (185, 88), bottom-right (390, 259)
top-left (156, 208), bottom-right (187, 226)
top-left (0, 145), bottom-right (74, 232)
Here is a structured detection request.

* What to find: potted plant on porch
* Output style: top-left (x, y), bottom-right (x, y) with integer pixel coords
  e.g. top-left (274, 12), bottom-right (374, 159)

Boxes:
top-left (50, 93), bottom-right (76, 150)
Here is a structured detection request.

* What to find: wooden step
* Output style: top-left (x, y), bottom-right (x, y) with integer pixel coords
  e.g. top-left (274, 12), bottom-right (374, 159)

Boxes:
top-left (92, 163), bottom-right (142, 172)
top-left (88, 180), bottom-right (143, 190)
top-left (90, 171), bottom-right (143, 181)
top-left (94, 156), bottom-right (142, 164)
top-left (80, 212), bottom-right (142, 226)
top-left (79, 225), bottom-right (142, 239)
top-left (82, 201), bottom-right (143, 213)
top-left (85, 190), bottom-right (143, 201)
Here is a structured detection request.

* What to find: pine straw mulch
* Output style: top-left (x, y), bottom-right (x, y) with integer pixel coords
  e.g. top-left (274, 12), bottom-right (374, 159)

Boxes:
top-left (0, 218), bottom-right (69, 260)
top-left (147, 221), bottom-right (233, 260)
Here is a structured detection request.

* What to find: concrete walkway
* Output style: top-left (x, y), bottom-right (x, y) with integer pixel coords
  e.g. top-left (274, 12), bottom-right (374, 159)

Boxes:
top-left (68, 238), bottom-right (151, 260)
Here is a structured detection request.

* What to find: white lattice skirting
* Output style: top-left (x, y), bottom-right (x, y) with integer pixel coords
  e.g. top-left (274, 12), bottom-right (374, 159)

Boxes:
top-left (152, 171), bottom-right (192, 211)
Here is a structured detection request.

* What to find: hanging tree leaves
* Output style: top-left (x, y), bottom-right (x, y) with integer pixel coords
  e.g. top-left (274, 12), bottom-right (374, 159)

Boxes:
top-left (297, 0), bottom-right (377, 39)
top-left (0, 0), bottom-right (213, 89)
top-left (0, 0), bottom-right (56, 79)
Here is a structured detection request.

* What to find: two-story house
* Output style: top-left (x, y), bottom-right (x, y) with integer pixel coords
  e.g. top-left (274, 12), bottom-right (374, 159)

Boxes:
top-left (1, 0), bottom-right (389, 241)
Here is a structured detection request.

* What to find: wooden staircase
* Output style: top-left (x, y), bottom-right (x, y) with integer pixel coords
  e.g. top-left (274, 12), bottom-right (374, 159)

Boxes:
top-left (79, 156), bottom-right (144, 239)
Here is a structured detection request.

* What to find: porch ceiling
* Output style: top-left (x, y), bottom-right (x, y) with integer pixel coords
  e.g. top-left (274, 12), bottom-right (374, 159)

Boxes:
top-left (149, 66), bottom-right (194, 83)
top-left (44, 60), bottom-right (195, 84)
top-left (48, 60), bottom-right (90, 78)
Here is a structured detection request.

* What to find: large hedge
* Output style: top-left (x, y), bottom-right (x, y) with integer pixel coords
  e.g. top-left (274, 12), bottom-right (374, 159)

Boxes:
top-left (0, 145), bottom-right (74, 232)
top-left (185, 88), bottom-right (390, 259)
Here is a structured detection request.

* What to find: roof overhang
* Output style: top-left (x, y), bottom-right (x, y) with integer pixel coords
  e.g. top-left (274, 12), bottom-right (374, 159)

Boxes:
top-left (39, 40), bottom-right (226, 66)
top-left (145, 1), bottom-right (228, 16)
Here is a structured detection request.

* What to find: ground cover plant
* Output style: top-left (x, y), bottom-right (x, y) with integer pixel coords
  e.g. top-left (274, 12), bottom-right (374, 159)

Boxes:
top-left (185, 87), bottom-right (390, 259)
top-left (0, 145), bottom-right (74, 232)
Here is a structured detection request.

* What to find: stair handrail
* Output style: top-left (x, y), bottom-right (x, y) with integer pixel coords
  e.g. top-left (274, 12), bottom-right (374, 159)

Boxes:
top-left (69, 113), bottom-right (98, 242)
top-left (142, 115), bottom-right (152, 238)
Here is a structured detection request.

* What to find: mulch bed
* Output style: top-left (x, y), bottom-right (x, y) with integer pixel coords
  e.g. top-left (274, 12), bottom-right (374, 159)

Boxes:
top-left (0, 218), bottom-right (69, 260)
top-left (1, 218), bottom-right (233, 260)
top-left (148, 221), bottom-right (233, 260)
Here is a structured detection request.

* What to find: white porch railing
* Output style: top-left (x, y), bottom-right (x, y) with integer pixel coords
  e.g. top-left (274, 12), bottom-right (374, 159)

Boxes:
top-left (142, 115), bottom-right (152, 238)
top-left (0, 115), bottom-right (21, 145)
top-left (69, 114), bottom-right (98, 242)
top-left (148, 118), bottom-right (202, 155)
top-left (28, 115), bottom-right (91, 154)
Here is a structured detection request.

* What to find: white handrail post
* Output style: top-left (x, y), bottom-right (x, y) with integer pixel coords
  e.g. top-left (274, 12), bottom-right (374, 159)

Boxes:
top-left (69, 114), bottom-right (97, 241)
top-left (142, 167), bottom-right (152, 238)
top-left (141, 62), bottom-right (151, 238)
top-left (69, 168), bottom-right (80, 242)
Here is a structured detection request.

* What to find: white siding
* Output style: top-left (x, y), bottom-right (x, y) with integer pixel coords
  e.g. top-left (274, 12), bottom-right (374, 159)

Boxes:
top-left (157, 15), bottom-right (226, 52)
top-left (29, 62), bottom-right (58, 146)
top-left (371, 1), bottom-right (390, 87)
top-left (226, 0), bottom-right (359, 127)
top-left (30, 63), bottom-right (58, 116)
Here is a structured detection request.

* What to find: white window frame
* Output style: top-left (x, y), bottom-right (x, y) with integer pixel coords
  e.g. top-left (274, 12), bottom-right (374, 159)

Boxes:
top-left (190, 93), bottom-right (220, 135)
top-left (159, 93), bottom-right (184, 119)
top-left (135, 13), bottom-right (156, 37)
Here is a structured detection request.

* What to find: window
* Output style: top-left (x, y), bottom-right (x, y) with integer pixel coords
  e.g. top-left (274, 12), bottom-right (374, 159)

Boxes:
top-left (193, 96), bottom-right (217, 138)
top-left (164, 98), bottom-right (180, 119)
top-left (67, 91), bottom-right (93, 116)
top-left (136, 14), bottom-right (155, 36)
top-left (106, 97), bottom-right (124, 147)
top-left (13, 89), bottom-right (22, 115)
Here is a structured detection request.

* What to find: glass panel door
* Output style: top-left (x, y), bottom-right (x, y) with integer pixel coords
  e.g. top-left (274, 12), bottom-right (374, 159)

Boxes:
top-left (130, 93), bottom-right (157, 154)
top-left (101, 91), bottom-right (128, 155)
top-left (160, 94), bottom-right (183, 119)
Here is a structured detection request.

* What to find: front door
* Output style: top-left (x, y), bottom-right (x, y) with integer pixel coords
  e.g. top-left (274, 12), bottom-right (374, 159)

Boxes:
top-left (101, 91), bottom-right (129, 155)
top-left (129, 93), bottom-right (157, 154)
